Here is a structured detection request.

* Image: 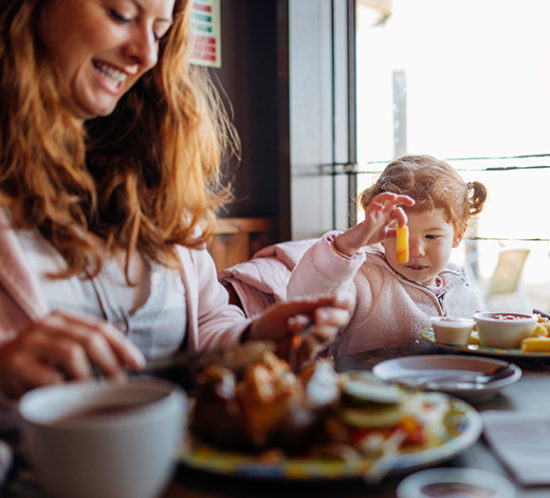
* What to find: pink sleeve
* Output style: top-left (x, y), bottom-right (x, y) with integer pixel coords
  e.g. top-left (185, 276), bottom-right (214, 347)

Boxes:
top-left (184, 245), bottom-right (251, 352)
top-left (287, 231), bottom-right (365, 299)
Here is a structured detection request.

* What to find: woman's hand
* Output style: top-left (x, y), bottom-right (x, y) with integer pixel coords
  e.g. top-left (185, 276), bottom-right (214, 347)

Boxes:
top-left (335, 192), bottom-right (415, 256)
top-left (247, 291), bottom-right (353, 368)
top-left (0, 310), bottom-right (145, 399)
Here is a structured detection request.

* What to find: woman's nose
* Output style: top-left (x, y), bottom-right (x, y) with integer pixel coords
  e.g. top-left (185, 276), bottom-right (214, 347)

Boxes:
top-left (127, 27), bottom-right (158, 70)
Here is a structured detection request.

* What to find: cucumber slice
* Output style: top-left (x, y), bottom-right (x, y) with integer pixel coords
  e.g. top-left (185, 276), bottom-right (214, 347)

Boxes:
top-left (341, 380), bottom-right (403, 407)
top-left (339, 405), bottom-right (403, 428)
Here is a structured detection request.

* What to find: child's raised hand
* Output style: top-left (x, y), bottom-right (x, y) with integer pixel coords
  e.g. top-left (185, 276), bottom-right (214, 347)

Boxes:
top-left (334, 192), bottom-right (415, 255)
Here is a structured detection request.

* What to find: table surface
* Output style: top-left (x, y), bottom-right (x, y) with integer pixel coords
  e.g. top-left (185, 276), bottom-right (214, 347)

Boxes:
top-left (5, 340), bottom-right (550, 497)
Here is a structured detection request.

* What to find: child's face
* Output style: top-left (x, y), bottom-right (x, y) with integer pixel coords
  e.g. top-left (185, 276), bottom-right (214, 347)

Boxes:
top-left (382, 207), bottom-right (457, 287)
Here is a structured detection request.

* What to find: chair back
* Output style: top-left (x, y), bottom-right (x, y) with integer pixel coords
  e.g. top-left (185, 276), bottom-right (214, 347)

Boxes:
top-left (487, 248), bottom-right (530, 295)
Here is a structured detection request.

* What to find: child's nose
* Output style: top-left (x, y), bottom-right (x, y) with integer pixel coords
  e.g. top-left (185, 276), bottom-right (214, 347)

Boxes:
top-left (409, 238), bottom-right (425, 257)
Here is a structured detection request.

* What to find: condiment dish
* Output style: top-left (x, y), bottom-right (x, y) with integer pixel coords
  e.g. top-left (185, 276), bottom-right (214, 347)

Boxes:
top-left (474, 311), bottom-right (537, 349)
top-left (430, 316), bottom-right (475, 346)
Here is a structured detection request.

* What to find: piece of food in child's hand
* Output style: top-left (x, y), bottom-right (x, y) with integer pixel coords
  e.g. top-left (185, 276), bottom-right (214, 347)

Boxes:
top-left (396, 225), bottom-right (409, 263)
top-left (521, 336), bottom-right (550, 352)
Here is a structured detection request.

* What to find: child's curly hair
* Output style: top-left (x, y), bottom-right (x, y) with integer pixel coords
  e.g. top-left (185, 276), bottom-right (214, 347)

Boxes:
top-left (358, 155), bottom-right (487, 238)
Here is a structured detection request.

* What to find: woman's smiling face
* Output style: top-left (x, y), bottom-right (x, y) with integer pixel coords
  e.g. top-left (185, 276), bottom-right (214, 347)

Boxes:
top-left (383, 207), bottom-right (457, 287)
top-left (38, 0), bottom-right (174, 119)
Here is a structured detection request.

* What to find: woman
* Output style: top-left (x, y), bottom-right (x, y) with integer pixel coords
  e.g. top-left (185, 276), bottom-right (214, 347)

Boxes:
top-left (0, 0), bottom-right (350, 399)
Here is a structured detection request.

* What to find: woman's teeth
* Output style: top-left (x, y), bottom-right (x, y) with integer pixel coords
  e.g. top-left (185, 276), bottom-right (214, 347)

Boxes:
top-left (94, 61), bottom-right (127, 85)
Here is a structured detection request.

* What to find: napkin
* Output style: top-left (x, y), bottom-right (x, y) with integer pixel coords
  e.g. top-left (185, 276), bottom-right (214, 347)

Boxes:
top-left (482, 410), bottom-right (550, 486)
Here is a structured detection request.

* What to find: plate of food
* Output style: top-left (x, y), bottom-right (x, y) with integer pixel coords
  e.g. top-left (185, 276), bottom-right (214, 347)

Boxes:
top-left (372, 354), bottom-right (521, 399)
top-left (178, 347), bottom-right (482, 480)
top-left (420, 324), bottom-right (550, 358)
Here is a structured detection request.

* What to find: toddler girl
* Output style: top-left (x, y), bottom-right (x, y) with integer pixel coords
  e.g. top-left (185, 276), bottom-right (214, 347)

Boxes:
top-left (287, 155), bottom-right (487, 356)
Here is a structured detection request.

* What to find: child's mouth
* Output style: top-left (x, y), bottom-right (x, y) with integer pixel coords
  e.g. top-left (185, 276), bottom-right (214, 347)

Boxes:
top-left (406, 264), bottom-right (428, 271)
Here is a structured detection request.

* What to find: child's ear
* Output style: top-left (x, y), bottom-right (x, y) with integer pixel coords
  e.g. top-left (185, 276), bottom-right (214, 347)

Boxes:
top-left (453, 224), bottom-right (468, 247)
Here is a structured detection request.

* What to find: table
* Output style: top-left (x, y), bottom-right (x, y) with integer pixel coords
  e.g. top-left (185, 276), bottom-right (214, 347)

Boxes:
top-left (162, 340), bottom-right (550, 498)
top-left (4, 340), bottom-right (550, 497)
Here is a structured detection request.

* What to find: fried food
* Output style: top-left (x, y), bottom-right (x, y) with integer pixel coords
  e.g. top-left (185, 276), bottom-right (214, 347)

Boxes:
top-left (532, 324), bottom-right (549, 337)
top-left (236, 353), bottom-right (302, 447)
top-left (521, 336), bottom-right (550, 353)
top-left (191, 350), bottom-right (339, 453)
top-left (190, 347), bottom-right (454, 462)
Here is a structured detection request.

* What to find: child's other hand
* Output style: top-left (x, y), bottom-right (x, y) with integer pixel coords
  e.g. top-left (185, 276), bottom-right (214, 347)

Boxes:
top-left (334, 192), bottom-right (415, 255)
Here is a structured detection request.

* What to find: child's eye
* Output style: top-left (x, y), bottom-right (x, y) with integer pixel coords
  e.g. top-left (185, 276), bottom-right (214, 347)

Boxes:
top-left (426, 234), bottom-right (440, 240)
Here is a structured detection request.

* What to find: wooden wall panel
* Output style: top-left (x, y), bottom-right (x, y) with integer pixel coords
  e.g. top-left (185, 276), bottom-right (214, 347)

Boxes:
top-left (207, 217), bottom-right (278, 273)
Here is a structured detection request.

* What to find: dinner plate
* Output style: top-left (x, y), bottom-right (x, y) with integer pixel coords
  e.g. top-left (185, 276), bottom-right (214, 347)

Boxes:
top-left (420, 326), bottom-right (550, 358)
top-left (178, 396), bottom-right (482, 480)
top-left (372, 354), bottom-right (521, 399)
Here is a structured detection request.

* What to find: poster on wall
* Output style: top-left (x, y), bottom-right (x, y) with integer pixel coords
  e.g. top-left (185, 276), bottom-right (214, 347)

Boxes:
top-left (190, 0), bottom-right (221, 68)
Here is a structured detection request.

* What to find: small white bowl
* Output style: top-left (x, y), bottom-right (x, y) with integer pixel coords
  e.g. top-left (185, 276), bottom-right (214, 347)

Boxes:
top-left (474, 311), bottom-right (537, 349)
top-left (397, 467), bottom-right (516, 498)
top-left (430, 316), bottom-right (475, 346)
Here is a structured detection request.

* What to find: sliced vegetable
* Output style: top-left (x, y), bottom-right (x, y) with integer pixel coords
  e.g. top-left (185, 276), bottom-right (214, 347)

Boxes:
top-left (341, 380), bottom-right (403, 407)
top-left (339, 405), bottom-right (403, 429)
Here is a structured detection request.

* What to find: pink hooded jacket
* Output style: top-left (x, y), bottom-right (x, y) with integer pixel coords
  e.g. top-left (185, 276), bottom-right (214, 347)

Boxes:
top-left (287, 231), bottom-right (480, 357)
top-left (219, 238), bottom-right (317, 317)
top-left (0, 208), bottom-right (249, 352)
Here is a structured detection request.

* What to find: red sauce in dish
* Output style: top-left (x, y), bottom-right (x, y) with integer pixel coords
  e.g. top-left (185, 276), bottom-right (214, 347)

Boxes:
top-left (491, 313), bottom-right (529, 321)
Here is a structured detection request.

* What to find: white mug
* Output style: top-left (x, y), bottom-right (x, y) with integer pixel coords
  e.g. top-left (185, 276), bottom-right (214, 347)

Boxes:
top-left (19, 377), bottom-right (187, 498)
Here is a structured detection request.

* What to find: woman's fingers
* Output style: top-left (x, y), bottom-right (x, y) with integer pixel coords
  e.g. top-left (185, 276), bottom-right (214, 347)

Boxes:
top-left (43, 310), bottom-right (145, 373)
top-left (246, 290), bottom-right (354, 369)
top-left (34, 316), bottom-right (119, 379)
top-left (287, 313), bottom-right (311, 333)
top-left (29, 333), bottom-right (93, 379)
top-left (292, 307), bottom-right (349, 366)
top-left (283, 292), bottom-right (353, 333)
top-left (296, 325), bottom-right (338, 365)
top-left (0, 344), bottom-right (65, 399)
top-left (12, 311), bottom-right (143, 380)
top-left (0, 310), bottom-right (148, 399)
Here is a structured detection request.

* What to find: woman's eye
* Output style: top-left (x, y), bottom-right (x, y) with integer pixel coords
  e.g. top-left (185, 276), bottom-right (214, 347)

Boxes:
top-left (154, 26), bottom-right (172, 42)
top-left (110, 9), bottom-right (132, 23)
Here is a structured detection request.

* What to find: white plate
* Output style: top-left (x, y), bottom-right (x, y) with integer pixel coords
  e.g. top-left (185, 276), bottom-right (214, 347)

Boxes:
top-left (372, 354), bottom-right (521, 399)
top-left (179, 394), bottom-right (482, 480)
top-left (421, 326), bottom-right (550, 358)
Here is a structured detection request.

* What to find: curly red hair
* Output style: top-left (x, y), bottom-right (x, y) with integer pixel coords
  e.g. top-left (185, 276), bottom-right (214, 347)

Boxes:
top-left (359, 155), bottom-right (487, 238)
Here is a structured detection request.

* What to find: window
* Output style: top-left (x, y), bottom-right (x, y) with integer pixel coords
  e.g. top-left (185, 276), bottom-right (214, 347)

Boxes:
top-left (356, 0), bottom-right (550, 311)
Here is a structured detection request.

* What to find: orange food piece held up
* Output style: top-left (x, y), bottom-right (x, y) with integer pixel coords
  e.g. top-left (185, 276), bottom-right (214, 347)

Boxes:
top-left (396, 225), bottom-right (409, 263)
